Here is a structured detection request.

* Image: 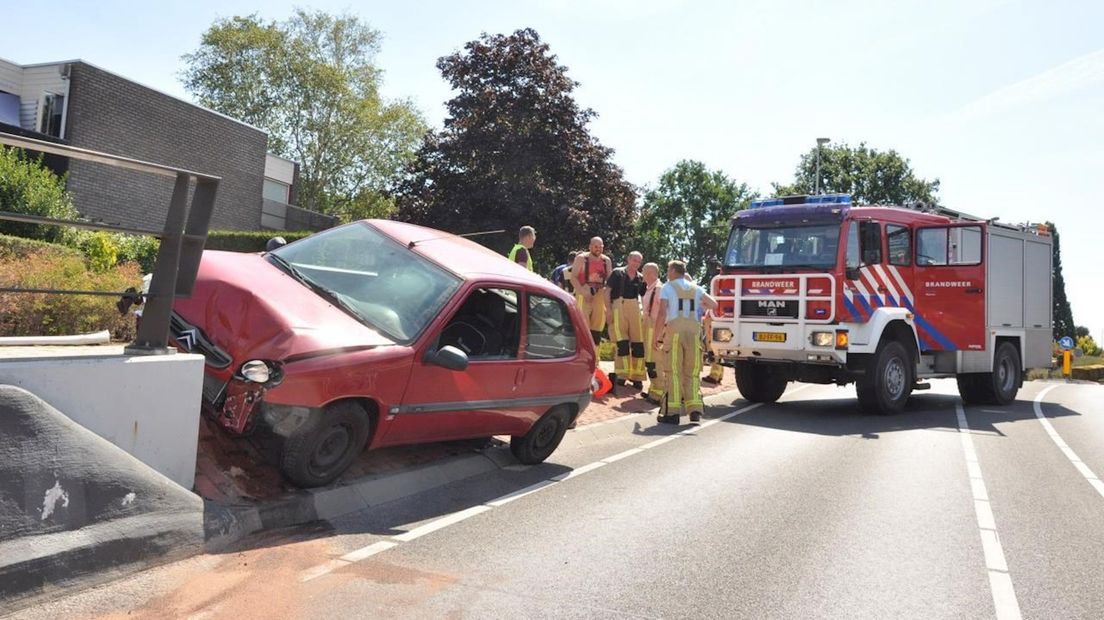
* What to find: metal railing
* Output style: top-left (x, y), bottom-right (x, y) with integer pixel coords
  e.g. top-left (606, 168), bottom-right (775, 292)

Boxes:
top-left (0, 132), bottom-right (220, 355)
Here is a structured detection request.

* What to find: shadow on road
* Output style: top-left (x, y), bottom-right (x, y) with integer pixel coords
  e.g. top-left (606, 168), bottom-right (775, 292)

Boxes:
top-left (711, 389), bottom-right (1081, 440)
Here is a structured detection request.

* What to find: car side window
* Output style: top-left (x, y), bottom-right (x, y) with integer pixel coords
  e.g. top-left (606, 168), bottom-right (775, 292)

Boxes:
top-left (438, 288), bottom-right (521, 360)
top-left (860, 221), bottom-right (882, 265)
top-left (887, 225), bottom-right (911, 266)
top-left (525, 294), bottom-right (577, 359)
top-left (917, 226), bottom-right (982, 266)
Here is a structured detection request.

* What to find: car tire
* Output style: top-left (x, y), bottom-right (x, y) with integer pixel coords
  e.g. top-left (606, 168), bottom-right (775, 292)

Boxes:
top-left (734, 362), bottom-right (788, 403)
top-left (956, 373), bottom-right (989, 405)
top-left (510, 406), bottom-right (571, 465)
top-left (856, 339), bottom-right (913, 415)
top-left (280, 401), bottom-right (371, 488)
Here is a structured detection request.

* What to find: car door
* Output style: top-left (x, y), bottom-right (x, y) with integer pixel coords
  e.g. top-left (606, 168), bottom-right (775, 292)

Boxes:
top-left (912, 223), bottom-right (986, 352)
top-left (381, 284), bottom-right (532, 445)
top-left (514, 289), bottom-right (592, 411)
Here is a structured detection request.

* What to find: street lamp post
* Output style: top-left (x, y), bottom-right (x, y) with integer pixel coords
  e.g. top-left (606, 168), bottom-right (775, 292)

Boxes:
top-left (815, 137), bottom-right (830, 195)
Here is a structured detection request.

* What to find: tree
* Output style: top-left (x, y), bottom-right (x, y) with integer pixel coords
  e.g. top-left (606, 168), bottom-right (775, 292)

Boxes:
top-left (0, 146), bottom-right (78, 243)
top-left (774, 142), bottom-right (940, 206)
top-left (394, 29), bottom-right (637, 269)
top-left (1049, 222), bottom-right (1075, 340)
top-left (1075, 326), bottom-right (1090, 338)
top-left (181, 10), bottom-right (426, 220)
top-left (629, 160), bottom-right (755, 280)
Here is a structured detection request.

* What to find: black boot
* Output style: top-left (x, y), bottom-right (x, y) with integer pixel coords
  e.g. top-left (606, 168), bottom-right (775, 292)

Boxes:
top-left (631, 381), bottom-right (643, 390)
top-left (690, 411), bottom-right (702, 423)
top-left (608, 373), bottom-right (619, 388)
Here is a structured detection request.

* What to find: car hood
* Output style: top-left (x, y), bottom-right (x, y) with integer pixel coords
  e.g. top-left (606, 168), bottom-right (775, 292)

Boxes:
top-left (173, 251), bottom-right (396, 364)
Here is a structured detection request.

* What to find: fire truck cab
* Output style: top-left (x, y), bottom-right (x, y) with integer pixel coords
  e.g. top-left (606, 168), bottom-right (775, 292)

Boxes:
top-left (709, 194), bottom-right (1053, 414)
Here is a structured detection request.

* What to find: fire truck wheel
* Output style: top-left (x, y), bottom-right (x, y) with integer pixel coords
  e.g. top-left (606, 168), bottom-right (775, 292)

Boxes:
top-left (511, 405), bottom-right (571, 464)
top-left (987, 342), bottom-right (1021, 405)
top-left (734, 362), bottom-right (788, 403)
top-left (280, 401), bottom-right (371, 488)
top-left (856, 339), bottom-right (913, 415)
top-left (955, 374), bottom-right (989, 405)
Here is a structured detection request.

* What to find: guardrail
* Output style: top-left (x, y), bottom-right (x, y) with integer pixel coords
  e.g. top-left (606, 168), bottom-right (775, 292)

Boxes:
top-left (0, 132), bottom-right (220, 355)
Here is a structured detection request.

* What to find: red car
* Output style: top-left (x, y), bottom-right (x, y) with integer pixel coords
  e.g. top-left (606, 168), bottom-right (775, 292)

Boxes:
top-left (171, 220), bottom-right (595, 487)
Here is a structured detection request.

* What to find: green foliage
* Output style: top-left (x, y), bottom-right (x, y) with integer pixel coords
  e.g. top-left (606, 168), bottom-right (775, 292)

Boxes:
top-left (0, 233), bottom-right (82, 260)
top-left (1049, 222), bottom-right (1075, 340)
top-left (630, 160), bottom-right (755, 280)
top-left (773, 142), bottom-right (940, 206)
top-left (1077, 335), bottom-right (1101, 357)
top-left (394, 28), bottom-right (638, 269)
top-left (0, 249), bottom-right (142, 339)
top-left (598, 340), bottom-right (615, 362)
top-left (181, 9), bottom-right (427, 220)
top-left (204, 230), bottom-right (313, 253)
top-left (0, 146), bottom-right (80, 243)
top-left (78, 232), bottom-right (119, 272)
top-left (1075, 326), bottom-right (1090, 338)
top-left (113, 234), bottom-right (161, 272)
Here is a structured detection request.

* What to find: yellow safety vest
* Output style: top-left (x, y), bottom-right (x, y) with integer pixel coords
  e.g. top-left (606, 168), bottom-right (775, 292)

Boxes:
top-left (508, 243), bottom-right (533, 271)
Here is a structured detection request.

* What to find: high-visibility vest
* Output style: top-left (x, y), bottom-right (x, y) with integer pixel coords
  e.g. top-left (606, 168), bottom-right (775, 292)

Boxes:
top-left (508, 243), bottom-right (533, 271)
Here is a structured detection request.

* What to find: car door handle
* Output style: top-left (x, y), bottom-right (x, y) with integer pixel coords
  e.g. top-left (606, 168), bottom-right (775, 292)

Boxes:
top-left (966, 288), bottom-right (983, 294)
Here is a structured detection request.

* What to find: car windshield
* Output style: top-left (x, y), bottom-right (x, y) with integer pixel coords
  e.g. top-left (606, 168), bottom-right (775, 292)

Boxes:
top-left (725, 223), bottom-right (841, 270)
top-left (268, 222), bottom-right (462, 344)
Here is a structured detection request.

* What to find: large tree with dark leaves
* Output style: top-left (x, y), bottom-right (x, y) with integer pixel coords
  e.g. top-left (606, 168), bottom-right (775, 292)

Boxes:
top-left (774, 142), bottom-right (940, 206)
top-left (1048, 221), bottom-right (1075, 340)
top-left (394, 29), bottom-right (637, 272)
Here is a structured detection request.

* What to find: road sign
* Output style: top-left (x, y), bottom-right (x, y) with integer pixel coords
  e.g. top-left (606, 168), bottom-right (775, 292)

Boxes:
top-left (1058, 336), bottom-right (1075, 350)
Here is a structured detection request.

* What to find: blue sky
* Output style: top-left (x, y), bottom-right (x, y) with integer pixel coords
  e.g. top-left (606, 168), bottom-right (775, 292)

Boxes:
top-left (3, 0), bottom-right (1102, 339)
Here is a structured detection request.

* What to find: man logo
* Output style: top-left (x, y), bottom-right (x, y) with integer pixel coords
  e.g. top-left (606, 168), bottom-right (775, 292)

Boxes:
top-left (766, 306), bottom-right (777, 317)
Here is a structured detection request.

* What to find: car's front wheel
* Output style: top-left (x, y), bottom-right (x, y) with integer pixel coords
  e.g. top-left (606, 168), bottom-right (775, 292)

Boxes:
top-left (511, 406), bottom-right (571, 464)
top-left (280, 401), bottom-right (371, 488)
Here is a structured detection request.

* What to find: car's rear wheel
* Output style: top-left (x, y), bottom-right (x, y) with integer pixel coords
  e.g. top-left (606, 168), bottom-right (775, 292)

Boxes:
top-left (280, 401), bottom-right (371, 488)
top-left (734, 362), bottom-right (788, 403)
top-left (510, 406), bottom-right (571, 464)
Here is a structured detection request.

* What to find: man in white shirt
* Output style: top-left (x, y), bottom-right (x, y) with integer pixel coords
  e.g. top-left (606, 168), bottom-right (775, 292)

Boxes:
top-left (652, 260), bottom-right (718, 424)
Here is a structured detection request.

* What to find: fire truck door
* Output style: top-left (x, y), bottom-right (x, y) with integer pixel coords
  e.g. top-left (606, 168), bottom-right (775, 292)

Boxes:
top-left (912, 223), bottom-right (986, 352)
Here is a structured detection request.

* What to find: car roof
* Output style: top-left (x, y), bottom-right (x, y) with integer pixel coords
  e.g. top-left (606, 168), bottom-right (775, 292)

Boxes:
top-left (366, 219), bottom-right (553, 287)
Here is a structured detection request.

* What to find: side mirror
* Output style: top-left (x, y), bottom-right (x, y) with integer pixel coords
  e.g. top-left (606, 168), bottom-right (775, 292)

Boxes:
top-left (266, 236), bottom-right (288, 252)
top-left (845, 268), bottom-right (860, 281)
top-left (425, 345), bottom-right (469, 372)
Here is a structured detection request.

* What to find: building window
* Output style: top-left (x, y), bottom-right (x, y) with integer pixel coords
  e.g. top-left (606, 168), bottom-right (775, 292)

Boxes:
top-left (0, 91), bottom-right (19, 127)
top-left (39, 92), bottom-right (65, 138)
top-left (263, 178), bottom-right (290, 204)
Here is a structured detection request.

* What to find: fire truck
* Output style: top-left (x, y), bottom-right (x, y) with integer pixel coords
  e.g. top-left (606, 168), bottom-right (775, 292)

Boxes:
top-left (709, 194), bottom-right (1053, 414)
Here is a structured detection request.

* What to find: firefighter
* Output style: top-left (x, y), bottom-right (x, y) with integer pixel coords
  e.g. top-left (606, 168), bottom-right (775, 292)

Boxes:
top-left (606, 251), bottom-right (646, 389)
top-left (569, 237), bottom-right (613, 345)
top-left (652, 260), bottom-right (718, 424)
top-left (701, 260), bottom-right (724, 385)
top-left (640, 261), bottom-right (666, 404)
top-left (507, 226), bottom-right (536, 271)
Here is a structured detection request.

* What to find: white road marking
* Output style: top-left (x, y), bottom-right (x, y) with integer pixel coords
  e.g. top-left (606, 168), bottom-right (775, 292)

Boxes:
top-left (1033, 385), bottom-right (1104, 499)
top-left (956, 404), bottom-right (1022, 620)
top-left (392, 505), bottom-right (491, 542)
top-left (299, 386), bottom-right (808, 582)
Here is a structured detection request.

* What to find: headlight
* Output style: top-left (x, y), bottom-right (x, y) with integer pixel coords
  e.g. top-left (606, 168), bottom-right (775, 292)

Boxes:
top-left (240, 360), bottom-right (272, 383)
top-left (811, 331), bottom-right (834, 347)
top-left (713, 328), bottom-right (733, 343)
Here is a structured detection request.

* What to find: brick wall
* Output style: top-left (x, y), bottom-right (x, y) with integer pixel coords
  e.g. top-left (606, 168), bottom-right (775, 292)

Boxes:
top-left (62, 63), bottom-right (267, 231)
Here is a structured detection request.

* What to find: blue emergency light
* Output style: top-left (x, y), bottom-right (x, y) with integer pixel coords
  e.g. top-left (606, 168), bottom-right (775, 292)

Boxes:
top-left (749, 194), bottom-right (852, 209)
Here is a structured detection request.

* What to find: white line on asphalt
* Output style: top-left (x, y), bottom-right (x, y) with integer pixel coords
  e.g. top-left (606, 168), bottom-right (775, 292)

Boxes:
top-left (1033, 385), bottom-right (1104, 499)
top-left (392, 505), bottom-right (492, 542)
top-left (298, 386), bottom-right (809, 582)
top-left (956, 404), bottom-right (1022, 620)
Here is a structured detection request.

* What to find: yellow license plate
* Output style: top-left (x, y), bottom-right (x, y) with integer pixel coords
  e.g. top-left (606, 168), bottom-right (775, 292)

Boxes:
top-left (752, 332), bottom-right (786, 343)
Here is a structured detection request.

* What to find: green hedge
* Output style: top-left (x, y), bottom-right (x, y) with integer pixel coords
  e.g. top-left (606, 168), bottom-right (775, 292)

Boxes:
top-left (204, 230), bottom-right (315, 253)
top-left (0, 233), bottom-right (82, 260)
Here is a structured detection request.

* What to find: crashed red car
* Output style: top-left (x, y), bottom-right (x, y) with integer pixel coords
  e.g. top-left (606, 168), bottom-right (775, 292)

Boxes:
top-left (171, 220), bottom-right (595, 487)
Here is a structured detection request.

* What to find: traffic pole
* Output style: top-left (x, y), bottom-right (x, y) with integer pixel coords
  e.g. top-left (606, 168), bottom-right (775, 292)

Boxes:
top-left (1063, 350), bottom-right (1072, 378)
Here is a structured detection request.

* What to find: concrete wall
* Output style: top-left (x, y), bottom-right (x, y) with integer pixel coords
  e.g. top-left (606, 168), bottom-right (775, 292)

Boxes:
top-left (0, 353), bottom-right (205, 489)
top-left (63, 62), bottom-right (268, 231)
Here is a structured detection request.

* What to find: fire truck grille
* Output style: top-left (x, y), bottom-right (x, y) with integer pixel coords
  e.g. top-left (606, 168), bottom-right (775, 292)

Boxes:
top-left (740, 300), bottom-right (799, 319)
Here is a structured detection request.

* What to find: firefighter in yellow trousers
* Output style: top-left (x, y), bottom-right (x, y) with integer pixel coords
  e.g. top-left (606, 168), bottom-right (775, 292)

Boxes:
top-left (569, 237), bottom-right (613, 345)
top-left (606, 251), bottom-right (646, 389)
top-left (702, 313), bottom-right (724, 385)
top-left (640, 262), bottom-right (665, 404)
top-left (653, 260), bottom-right (718, 424)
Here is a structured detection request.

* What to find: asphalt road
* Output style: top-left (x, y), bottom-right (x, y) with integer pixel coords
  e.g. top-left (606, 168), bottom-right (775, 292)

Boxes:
top-left (7, 379), bottom-right (1104, 620)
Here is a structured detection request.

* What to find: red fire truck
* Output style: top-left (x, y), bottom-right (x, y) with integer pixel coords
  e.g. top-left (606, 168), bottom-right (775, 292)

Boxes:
top-left (709, 194), bottom-right (1053, 413)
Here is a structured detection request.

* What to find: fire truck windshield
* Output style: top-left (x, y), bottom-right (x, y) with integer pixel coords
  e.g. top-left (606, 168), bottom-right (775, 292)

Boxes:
top-left (724, 224), bottom-right (840, 271)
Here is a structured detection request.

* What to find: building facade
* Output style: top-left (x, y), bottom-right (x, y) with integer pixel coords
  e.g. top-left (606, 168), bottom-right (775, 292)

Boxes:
top-left (0, 57), bottom-right (333, 232)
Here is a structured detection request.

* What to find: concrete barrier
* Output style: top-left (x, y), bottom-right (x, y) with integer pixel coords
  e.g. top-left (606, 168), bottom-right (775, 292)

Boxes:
top-left (0, 385), bottom-right (207, 607)
top-left (0, 352), bottom-right (204, 488)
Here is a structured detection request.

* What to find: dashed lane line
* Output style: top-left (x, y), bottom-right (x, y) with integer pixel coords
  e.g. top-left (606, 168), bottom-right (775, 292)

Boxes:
top-left (299, 386), bottom-right (810, 582)
top-left (957, 403), bottom-right (1022, 620)
top-left (1033, 385), bottom-right (1104, 499)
